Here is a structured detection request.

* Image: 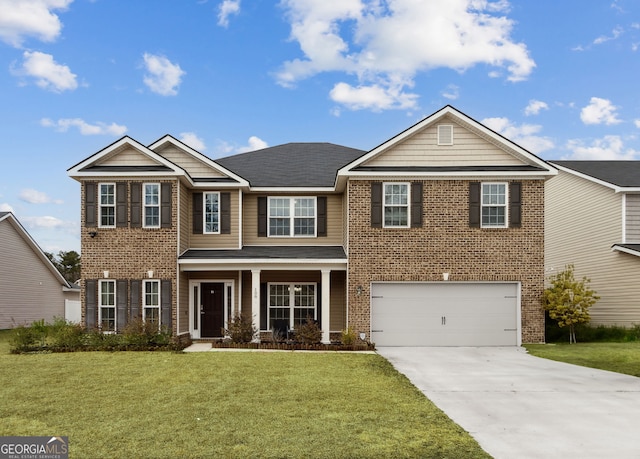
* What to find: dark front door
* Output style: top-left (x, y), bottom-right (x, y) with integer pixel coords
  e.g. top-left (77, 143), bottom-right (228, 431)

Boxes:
top-left (201, 282), bottom-right (224, 338)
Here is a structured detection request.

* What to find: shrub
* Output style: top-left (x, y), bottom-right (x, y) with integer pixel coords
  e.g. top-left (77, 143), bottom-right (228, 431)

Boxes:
top-left (9, 324), bottom-right (39, 353)
top-left (341, 326), bottom-right (357, 345)
top-left (49, 318), bottom-right (85, 350)
top-left (122, 318), bottom-right (172, 349)
top-left (224, 314), bottom-right (257, 343)
top-left (294, 318), bottom-right (322, 344)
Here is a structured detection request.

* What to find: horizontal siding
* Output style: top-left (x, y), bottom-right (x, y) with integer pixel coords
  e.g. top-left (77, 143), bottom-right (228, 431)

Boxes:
top-left (546, 171), bottom-right (640, 326)
top-left (179, 182), bottom-right (190, 253)
top-left (155, 145), bottom-right (225, 178)
top-left (98, 147), bottom-right (159, 166)
top-left (0, 220), bottom-right (65, 328)
top-left (365, 119), bottom-right (523, 167)
top-left (189, 190), bottom-right (241, 249)
top-left (625, 194), bottom-right (640, 242)
top-left (243, 194), bottom-right (344, 246)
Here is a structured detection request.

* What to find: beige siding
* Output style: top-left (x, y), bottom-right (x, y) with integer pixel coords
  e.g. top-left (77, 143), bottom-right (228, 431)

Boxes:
top-left (155, 145), bottom-right (225, 178)
top-left (546, 171), bottom-right (640, 326)
top-left (0, 220), bottom-right (66, 328)
top-left (189, 190), bottom-right (241, 249)
top-left (625, 194), bottom-right (640, 242)
top-left (179, 181), bottom-right (190, 253)
top-left (243, 194), bottom-right (344, 246)
top-left (364, 119), bottom-right (523, 167)
top-left (97, 147), bottom-right (160, 166)
top-left (330, 271), bottom-right (346, 331)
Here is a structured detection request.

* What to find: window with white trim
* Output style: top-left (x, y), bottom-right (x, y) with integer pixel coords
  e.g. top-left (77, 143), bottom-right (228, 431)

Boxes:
top-left (481, 183), bottom-right (507, 228)
top-left (383, 183), bottom-right (409, 227)
top-left (144, 183), bottom-right (160, 228)
top-left (143, 280), bottom-right (160, 328)
top-left (99, 183), bottom-right (115, 228)
top-left (268, 197), bottom-right (316, 237)
top-left (204, 192), bottom-right (220, 234)
top-left (99, 280), bottom-right (116, 332)
top-left (268, 283), bottom-right (316, 330)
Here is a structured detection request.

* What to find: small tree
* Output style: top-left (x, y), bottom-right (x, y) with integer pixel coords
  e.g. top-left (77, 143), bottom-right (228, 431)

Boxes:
top-left (543, 264), bottom-right (599, 343)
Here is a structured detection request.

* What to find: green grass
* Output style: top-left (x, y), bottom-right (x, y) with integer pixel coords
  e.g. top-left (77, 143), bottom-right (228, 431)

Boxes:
top-left (525, 342), bottom-right (640, 377)
top-left (0, 330), bottom-right (488, 458)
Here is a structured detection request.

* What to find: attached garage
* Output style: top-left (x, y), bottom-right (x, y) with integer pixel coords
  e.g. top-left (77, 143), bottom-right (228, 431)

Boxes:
top-left (371, 282), bottom-right (520, 346)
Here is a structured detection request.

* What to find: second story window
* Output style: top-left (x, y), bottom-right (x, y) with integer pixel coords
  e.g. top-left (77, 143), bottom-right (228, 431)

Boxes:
top-left (481, 183), bottom-right (507, 228)
top-left (268, 197), bottom-right (316, 237)
top-left (383, 183), bottom-right (409, 228)
top-left (204, 192), bottom-right (220, 234)
top-left (99, 183), bottom-right (115, 227)
top-left (144, 183), bottom-right (160, 228)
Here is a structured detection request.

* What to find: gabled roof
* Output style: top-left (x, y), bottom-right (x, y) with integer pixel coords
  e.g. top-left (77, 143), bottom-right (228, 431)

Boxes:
top-left (339, 105), bottom-right (556, 178)
top-left (216, 143), bottom-right (366, 188)
top-left (551, 161), bottom-right (640, 191)
top-left (0, 212), bottom-right (71, 288)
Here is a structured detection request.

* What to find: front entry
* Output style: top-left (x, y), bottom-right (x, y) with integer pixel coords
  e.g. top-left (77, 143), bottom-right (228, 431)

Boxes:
top-left (201, 282), bottom-right (225, 338)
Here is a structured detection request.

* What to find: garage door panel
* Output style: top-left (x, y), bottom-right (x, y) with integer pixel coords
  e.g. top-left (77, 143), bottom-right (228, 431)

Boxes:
top-left (371, 283), bottom-right (518, 347)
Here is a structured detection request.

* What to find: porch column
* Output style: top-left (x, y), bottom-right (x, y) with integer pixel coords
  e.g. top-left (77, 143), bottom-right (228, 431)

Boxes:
top-left (321, 269), bottom-right (331, 344)
top-left (251, 269), bottom-right (261, 342)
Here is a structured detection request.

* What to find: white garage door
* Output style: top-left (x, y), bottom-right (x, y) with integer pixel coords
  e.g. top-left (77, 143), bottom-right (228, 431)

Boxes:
top-left (371, 283), bottom-right (519, 346)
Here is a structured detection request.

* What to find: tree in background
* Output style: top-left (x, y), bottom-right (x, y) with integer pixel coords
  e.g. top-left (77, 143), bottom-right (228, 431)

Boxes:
top-left (543, 264), bottom-right (599, 344)
top-left (45, 250), bottom-right (81, 284)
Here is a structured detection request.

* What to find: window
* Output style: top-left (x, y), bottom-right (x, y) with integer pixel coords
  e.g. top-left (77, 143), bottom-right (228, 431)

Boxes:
top-left (99, 280), bottom-right (116, 332)
top-left (268, 283), bottom-right (316, 330)
top-left (144, 184), bottom-right (160, 228)
top-left (268, 197), bottom-right (316, 237)
top-left (143, 280), bottom-right (160, 328)
top-left (204, 192), bottom-right (220, 234)
top-left (99, 183), bottom-right (115, 227)
top-left (481, 183), bottom-right (507, 228)
top-left (383, 183), bottom-right (409, 227)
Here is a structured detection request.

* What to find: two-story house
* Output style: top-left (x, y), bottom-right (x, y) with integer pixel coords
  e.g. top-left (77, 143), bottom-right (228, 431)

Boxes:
top-left (546, 161), bottom-right (640, 327)
top-left (68, 105), bottom-right (557, 346)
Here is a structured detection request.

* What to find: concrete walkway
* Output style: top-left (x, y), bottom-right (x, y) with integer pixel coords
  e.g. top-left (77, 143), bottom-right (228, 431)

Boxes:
top-left (377, 346), bottom-right (640, 459)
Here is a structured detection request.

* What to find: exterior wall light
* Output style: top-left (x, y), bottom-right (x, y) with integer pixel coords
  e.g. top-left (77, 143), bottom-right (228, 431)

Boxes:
top-left (356, 285), bottom-right (363, 296)
top-left (443, 273), bottom-right (450, 281)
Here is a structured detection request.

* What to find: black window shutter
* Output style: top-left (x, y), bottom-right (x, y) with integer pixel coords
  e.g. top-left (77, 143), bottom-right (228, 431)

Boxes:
top-left (161, 280), bottom-right (172, 331)
top-left (116, 182), bottom-right (128, 227)
top-left (130, 280), bottom-right (141, 319)
top-left (371, 182), bottom-right (382, 228)
top-left (410, 182), bottom-right (423, 228)
top-left (193, 193), bottom-right (203, 234)
top-left (509, 182), bottom-right (522, 228)
top-left (161, 183), bottom-right (172, 228)
top-left (258, 196), bottom-right (267, 237)
top-left (85, 279), bottom-right (97, 329)
top-left (116, 279), bottom-right (128, 331)
top-left (260, 283), bottom-right (268, 330)
top-left (130, 183), bottom-right (142, 228)
top-left (85, 182), bottom-right (97, 227)
top-left (317, 196), bottom-right (327, 237)
top-left (469, 182), bottom-right (481, 228)
top-left (221, 192), bottom-right (231, 234)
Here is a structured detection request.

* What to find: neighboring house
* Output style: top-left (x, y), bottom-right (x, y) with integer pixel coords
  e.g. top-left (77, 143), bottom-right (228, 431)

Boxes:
top-left (546, 161), bottom-right (640, 327)
top-left (67, 105), bottom-right (556, 346)
top-left (0, 212), bottom-right (80, 329)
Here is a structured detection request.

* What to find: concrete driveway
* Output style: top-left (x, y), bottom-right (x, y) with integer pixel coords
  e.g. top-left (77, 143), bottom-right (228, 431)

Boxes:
top-left (377, 347), bottom-right (640, 459)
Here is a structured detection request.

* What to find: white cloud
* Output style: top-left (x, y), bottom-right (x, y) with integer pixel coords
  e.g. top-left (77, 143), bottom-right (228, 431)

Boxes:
top-left (19, 188), bottom-right (63, 205)
top-left (441, 84), bottom-right (460, 100)
top-left (524, 99), bottom-right (548, 116)
top-left (218, 0), bottom-right (240, 27)
top-left (482, 116), bottom-right (554, 154)
top-left (179, 132), bottom-right (206, 151)
top-left (580, 97), bottom-right (621, 125)
top-left (237, 136), bottom-right (268, 153)
top-left (276, 0), bottom-right (534, 111)
top-left (13, 51), bottom-right (77, 92)
top-left (41, 117), bottom-right (127, 136)
top-left (0, 0), bottom-right (72, 47)
top-left (142, 53), bottom-right (185, 96)
top-left (0, 203), bottom-right (14, 212)
top-left (565, 135), bottom-right (638, 160)
top-left (593, 26), bottom-right (623, 45)
top-left (21, 215), bottom-right (65, 229)
top-left (634, 119), bottom-right (640, 128)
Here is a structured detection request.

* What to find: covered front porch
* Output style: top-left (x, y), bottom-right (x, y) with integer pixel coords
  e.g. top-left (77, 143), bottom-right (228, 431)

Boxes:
top-left (178, 246), bottom-right (348, 343)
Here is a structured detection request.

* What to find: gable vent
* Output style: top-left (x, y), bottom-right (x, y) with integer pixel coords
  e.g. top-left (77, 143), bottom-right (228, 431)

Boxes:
top-left (437, 124), bottom-right (454, 145)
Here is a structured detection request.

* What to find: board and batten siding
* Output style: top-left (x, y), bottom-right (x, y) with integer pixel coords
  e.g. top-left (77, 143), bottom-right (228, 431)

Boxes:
top-left (363, 118), bottom-right (523, 167)
top-left (155, 145), bottom-right (226, 178)
top-left (546, 170), bottom-right (640, 326)
top-left (625, 194), bottom-right (640, 242)
top-left (0, 220), bottom-right (66, 329)
top-left (243, 194), bottom-right (344, 246)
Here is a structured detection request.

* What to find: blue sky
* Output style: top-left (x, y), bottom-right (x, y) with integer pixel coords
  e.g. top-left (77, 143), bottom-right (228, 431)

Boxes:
top-left (1, 0), bottom-right (640, 254)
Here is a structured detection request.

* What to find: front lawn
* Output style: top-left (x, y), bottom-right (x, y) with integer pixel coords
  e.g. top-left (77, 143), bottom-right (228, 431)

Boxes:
top-left (525, 342), bottom-right (640, 377)
top-left (0, 331), bottom-right (488, 458)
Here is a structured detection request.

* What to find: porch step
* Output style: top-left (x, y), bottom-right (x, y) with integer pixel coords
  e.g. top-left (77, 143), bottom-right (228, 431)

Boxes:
top-left (183, 342), bottom-right (213, 352)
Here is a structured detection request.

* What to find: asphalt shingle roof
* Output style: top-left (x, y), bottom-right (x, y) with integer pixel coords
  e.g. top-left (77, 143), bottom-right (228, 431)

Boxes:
top-left (216, 143), bottom-right (366, 187)
top-left (551, 161), bottom-right (640, 187)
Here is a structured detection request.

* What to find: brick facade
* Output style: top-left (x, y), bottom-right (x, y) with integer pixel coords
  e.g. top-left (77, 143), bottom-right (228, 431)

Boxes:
top-left (347, 179), bottom-right (546, 343)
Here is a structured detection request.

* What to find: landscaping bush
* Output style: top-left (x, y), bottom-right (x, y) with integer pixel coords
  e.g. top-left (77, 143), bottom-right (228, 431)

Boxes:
top-left (294, 318), bottom-right (322, 344)
top-left (546, 313), bottom-right (640, 343)
top-left (223, 314), bottom-right (257, 343)
top-left (341, 326), bottom-right (357, 345)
